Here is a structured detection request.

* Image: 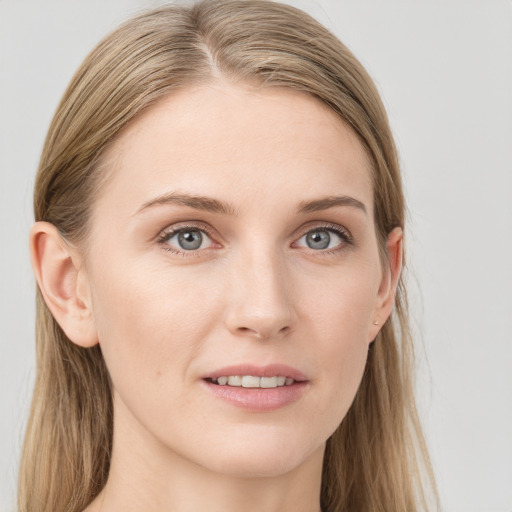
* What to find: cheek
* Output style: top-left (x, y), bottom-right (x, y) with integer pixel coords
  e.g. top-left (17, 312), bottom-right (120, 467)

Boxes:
top-left (86, 257), bottom-right (230, 457)
top-left (88, 255), bottom-right (221, 396)
top-left (298, 260), bottom-right (379, 420)
top-left (301, 257), bottom-right (380, 343)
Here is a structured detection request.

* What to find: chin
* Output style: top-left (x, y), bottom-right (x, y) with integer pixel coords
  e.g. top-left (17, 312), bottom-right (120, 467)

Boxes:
top-left (211, 455), bottom-right (313, 479)
top-left (190, 428), bottom-right (326, 479)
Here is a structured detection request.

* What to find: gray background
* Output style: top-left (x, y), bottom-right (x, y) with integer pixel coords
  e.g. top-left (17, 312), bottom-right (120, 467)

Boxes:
top-left (1, 1), bottom-right (511, 511)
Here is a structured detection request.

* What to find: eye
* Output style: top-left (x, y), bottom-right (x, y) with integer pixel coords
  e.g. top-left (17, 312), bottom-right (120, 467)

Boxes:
top-left (158, 226), bottom-right (216, 253)
top-left (295, 226), bottom-right (351, 251)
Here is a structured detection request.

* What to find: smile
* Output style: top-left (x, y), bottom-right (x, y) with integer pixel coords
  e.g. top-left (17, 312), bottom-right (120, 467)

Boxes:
top-left (209, 375), bottom-right (295, 388)
top-left (202, 365), bottom-right (308, 411)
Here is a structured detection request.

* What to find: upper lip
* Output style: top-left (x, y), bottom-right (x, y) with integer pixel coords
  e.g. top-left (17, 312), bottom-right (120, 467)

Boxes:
top-left (204, 364), bottom-right (308, 382)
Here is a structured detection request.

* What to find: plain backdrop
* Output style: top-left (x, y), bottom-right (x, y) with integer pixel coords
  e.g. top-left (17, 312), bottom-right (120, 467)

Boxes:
top-left (1, 1), bottom-right (511, 511)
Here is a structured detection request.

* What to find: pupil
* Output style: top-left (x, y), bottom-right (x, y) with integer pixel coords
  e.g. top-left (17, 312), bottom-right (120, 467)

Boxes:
top-left (306, 230), bottom-right (330, 250)
top-left (178, 230), bottom-right (202, 250)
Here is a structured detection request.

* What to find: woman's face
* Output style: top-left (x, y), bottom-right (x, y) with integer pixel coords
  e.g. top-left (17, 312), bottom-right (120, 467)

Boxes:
top-left (81, 81), bottom-right (397, 478)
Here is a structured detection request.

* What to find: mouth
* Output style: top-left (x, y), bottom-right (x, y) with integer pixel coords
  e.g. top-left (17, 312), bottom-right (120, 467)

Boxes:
top-left (206, 375), bottom-right (295, 388)
top-left (201, 365), bottom-right (308, 411)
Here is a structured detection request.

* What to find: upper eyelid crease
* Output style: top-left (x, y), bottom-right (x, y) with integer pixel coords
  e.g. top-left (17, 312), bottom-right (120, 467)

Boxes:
top-left (158, 223), bottom-right (215, 241)
top-left (157, 223), bottom-right (352, 255)
top-left (296, 225), bottom-right (353, 246)
top-left (157, 226), bottom-right (216, 254)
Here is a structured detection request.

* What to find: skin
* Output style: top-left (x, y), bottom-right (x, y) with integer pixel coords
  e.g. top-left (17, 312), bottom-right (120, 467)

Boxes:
top-left (30, 81), bottom-right (402, 512)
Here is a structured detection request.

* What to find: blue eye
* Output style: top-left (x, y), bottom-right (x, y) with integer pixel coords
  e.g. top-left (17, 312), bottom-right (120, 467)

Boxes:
top-left (296, 227), bottom-right (349, 251)
top-left (160, 228), bottom-right (214, 252)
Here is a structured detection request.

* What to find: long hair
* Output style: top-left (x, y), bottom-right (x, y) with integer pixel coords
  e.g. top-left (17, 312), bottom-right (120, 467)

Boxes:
top-left (19, 1), bottom-right (438, 511)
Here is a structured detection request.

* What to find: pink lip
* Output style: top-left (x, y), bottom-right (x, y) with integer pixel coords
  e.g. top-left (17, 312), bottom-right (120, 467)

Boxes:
top-left (201, 364), bottom-right (308, 412)
top-left (204, 364), bottom-right (307, 382)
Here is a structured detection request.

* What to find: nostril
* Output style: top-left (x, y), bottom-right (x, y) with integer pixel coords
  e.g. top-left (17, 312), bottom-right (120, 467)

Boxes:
top-left (236, 326), bottom-right (264, 338)
top-left (235, 324), bottom-right (291, 340)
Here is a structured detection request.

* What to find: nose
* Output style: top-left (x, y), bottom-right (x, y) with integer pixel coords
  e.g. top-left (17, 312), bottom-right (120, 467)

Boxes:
top-left (223, 248), bottom-right (297, 341)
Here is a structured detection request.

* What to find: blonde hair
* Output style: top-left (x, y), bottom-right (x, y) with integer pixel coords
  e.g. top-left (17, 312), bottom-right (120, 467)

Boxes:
top-left (20, 1), bottom-right (438, 511)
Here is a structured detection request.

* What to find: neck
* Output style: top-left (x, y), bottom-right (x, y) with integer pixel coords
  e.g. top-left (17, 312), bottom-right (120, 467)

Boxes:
top-left (85, 399), bottom-right (324, 512)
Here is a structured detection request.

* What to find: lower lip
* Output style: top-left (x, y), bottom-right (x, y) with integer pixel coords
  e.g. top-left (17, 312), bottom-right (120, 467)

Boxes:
top-left (202, 380), bottom-right (308, 412)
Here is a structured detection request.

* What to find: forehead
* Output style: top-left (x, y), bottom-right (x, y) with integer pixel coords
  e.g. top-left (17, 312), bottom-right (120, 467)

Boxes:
top-left (94, 81), bottom-right (373, 218)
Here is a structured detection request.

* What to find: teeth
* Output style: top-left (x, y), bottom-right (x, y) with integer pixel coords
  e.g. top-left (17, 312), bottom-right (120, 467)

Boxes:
top-left (227, 375), bottom-right (242, 387)
top-left (242, 375), bottom-right (260, 388)
top-left (260, 376), bottom-right (277, 388)
top-left (212, 375), bottom-right (295, 388)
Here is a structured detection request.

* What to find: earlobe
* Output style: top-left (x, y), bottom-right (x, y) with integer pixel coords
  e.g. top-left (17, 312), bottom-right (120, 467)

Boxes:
top-left (369, 227), bottom-right (403, 340)
top-left (29, 221), bottom-right (98, 348)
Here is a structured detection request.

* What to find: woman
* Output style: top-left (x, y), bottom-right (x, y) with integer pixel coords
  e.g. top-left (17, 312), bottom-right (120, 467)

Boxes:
top-left (19, 1), bottom-right (438, 511)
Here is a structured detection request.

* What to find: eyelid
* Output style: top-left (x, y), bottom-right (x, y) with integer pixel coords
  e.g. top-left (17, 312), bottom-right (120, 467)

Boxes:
top-left (157, 222), bottom-right (220, 254)
top-left (292, 222), bottom-right (354, 250)
top-left (155, 220), bottom-right (353, 256)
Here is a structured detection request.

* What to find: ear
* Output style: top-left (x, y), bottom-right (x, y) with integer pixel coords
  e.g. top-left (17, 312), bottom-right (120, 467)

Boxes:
top-left (29, 221), bottom-right (98, 347)
top-left (368, 227), bottom-right (403, 342)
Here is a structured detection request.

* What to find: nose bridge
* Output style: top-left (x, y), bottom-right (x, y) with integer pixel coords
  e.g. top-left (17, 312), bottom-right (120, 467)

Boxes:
top-left (225, 241), bottom-right (296, 340)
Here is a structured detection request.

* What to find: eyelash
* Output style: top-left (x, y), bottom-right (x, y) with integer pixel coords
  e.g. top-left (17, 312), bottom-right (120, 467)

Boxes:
top-left (297, 223), bottom-right (354, 254)
top-left (156, 222), bottom-right (353, 256)
top-left (157, 223), bottom-right (217, 256)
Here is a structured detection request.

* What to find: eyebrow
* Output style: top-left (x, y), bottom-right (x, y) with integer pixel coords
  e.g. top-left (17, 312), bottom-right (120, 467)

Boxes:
top-left (135, 192), bottom-right (367, 216)
top-left (297, 195), bottom-right (367, 215)
top-left (135, 192), bottom-right (238, 216)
